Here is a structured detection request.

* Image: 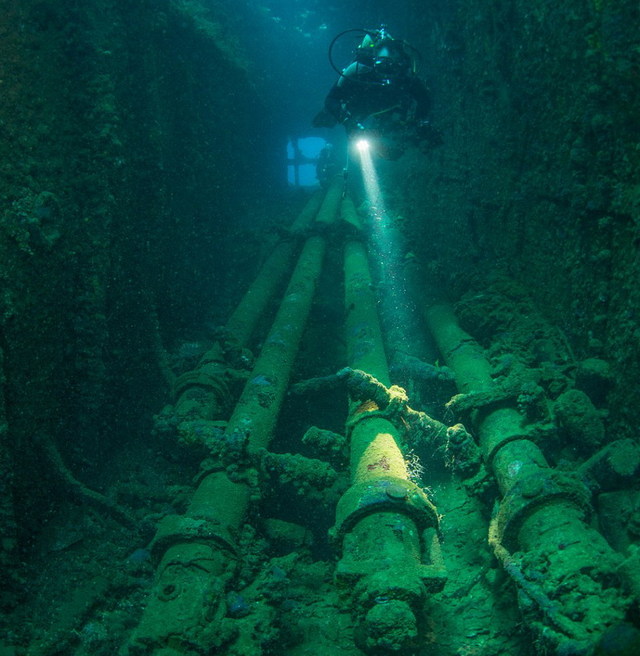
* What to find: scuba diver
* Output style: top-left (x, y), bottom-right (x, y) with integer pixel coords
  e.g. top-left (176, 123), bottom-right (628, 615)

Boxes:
top-left (313, 26), bottom-right (439, 159)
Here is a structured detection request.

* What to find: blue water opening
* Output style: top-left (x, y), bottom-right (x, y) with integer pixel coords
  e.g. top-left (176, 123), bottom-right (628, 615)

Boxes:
top-left (287, 136), bottom-right (326, 187)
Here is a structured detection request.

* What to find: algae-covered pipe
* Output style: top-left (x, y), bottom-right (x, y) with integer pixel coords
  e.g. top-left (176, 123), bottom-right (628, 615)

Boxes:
top-left (225, 188), bottom-right (324, 346)
top-left (172, 190), bottom-right (324, 425)
top-left (126, 182), bottom-right (342, 656)
top-left (188, 234), bottom-right (327, 526)
top-left (424, 303), bottom-right (630, 654)
top-left (333, 230), bottom-right (444, 655)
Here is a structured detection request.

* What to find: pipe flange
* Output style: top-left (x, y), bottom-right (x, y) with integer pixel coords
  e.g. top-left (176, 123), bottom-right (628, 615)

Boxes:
top-left (346, 407), bottom-right (409, 443)
top-left (494, 470), bottom-right (592, 551)
top-left (332, 477), bottom-right (439, 544)
top-left (149, 513), bottom-right (237, 561)
top-left (484, 433), bottom-right (530, 471)
top-left (173, 368), bottom-right (231, 406)
top-left (193, 461), bottom-right (227, 486)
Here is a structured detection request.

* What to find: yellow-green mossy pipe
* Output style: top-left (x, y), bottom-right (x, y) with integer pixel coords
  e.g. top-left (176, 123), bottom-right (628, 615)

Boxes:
top-left (126, 200), bottom-right (336, 654)
top-left (424, 303), bottom-right (630, 653)
top-left (334, 235), bottom-right (444, 655)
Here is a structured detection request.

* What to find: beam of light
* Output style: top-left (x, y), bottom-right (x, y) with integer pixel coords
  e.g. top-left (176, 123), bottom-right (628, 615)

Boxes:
top-left (355, 138), bottom-right (383, 218)
top-left (354, 137), bottom-right (423, 380)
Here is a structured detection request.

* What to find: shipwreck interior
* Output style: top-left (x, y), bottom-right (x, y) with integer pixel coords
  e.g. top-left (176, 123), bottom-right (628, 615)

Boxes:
top-left (1, 1), bottom-right (640, 655)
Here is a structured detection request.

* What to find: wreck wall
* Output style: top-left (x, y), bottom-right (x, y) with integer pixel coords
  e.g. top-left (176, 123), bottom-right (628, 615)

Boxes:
top-left (0, 0), bottom-right (273, 557)
top-left (396, 0), bottom-right (640, 437)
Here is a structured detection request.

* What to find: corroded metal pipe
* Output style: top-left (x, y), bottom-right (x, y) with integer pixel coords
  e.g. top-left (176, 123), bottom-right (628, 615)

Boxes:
top-left (225, 189), bottom-right (324, 346)
top-left (171, 190), bottom-right (324, 429)
top-left (333, 227), bottom-right (445, 655)
top-left (424, 303), bottom-right (630, 654)
top-left (126, 181), bottom-right (343, 655)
